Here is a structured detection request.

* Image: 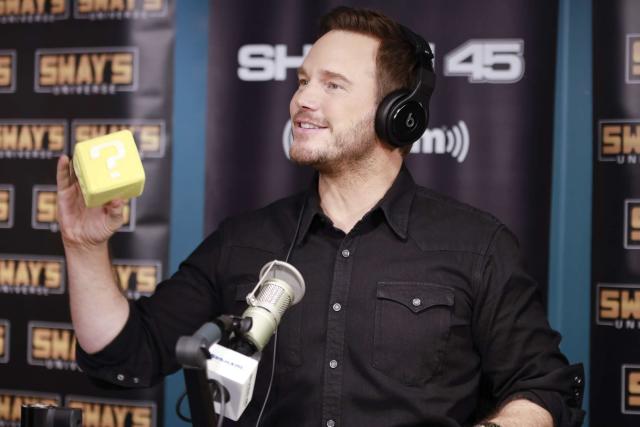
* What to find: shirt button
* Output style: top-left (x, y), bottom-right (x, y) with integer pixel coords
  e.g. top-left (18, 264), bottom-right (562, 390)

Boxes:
top-left (329, 359), bottom-right (338, 369)
top-left (332, 303), bottom-right (342, 312)
top-left (341, 249), bottom-right (350, 258)
top-left (412, 298), bottom-right (422, 307)
top-left (327, 420), bottom-right (336, 427)
top-left (133, 377), bottom-right (139, 384)
top-left (116, 374), bottom-right (125, 381)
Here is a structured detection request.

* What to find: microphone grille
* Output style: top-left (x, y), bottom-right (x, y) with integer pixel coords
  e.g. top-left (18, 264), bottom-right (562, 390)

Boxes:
top-left (256, 281), bottom-right (292, 318)
top-left (258, 260), bottom-right (305, 305)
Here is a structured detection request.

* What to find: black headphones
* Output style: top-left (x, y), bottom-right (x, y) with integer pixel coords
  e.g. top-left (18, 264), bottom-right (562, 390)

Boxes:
top-left (374, 25), bottom-right (436, 148)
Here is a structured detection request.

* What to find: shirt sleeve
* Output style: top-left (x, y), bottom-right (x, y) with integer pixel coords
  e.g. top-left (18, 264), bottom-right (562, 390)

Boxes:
top-left (472, 225), bottom-right (585, 427)
top-left (76, 227), bottom-right (225, 388)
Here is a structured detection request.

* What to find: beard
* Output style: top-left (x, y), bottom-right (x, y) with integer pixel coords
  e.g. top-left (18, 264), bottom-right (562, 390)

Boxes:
top-left (289, 110), bottom-right (377, 174)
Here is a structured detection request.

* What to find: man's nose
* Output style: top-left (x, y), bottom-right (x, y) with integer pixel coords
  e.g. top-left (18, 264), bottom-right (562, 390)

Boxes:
top-left (294, 83), bottom-right (320, 110)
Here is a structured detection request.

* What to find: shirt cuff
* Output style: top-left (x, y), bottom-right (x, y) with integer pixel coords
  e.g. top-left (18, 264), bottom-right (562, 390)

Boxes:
top-left (76, 301), bottom-right (148, 388)
top-left (500, 363), bottom-right (586, 427)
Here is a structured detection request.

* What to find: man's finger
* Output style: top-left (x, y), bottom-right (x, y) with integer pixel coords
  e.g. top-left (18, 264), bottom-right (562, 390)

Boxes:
top-left (56, 155), bottom-right (72, 191)
top-left (106, 199), bottom-right (125, 209)
top-left (105, 202), bottom-right (125, 231)
top-left (107, 204), bottom-right (123, 218)
top-left (68, 155), bottom-right (78, 183)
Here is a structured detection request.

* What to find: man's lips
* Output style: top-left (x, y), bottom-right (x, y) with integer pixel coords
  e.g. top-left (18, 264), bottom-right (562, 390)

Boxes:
top-left (292, 113), bottom-right (328, 131)
top-left (292, 118), bottom-right (329, 137)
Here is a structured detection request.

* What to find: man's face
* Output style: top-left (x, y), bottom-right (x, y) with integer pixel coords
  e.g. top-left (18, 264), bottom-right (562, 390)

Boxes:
top-left (289, 30), bottom-right (379, 170)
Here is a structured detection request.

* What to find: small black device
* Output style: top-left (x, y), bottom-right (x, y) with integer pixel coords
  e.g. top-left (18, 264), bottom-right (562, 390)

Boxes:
top-left (20, 404), bottom-right (82, 427)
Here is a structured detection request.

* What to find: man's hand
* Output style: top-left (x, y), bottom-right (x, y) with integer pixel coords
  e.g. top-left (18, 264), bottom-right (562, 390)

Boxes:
top-left (478, 398), bottom-right (553, 427)
top-left (56, 154), bottom-right (125, 250)
top-left (56, 154), bottom-right (129, 354)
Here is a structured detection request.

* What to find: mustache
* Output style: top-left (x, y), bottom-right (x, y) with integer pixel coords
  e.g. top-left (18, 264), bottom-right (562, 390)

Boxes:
top-left (291, 111), bottom-right (329, 128)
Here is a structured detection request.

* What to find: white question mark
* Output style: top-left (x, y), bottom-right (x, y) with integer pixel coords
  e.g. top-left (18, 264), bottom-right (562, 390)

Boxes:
top-left (90, 140), bottom-right (126, 179)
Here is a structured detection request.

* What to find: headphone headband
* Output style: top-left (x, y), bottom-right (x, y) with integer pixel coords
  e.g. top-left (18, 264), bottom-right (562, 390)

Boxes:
top-left (399, 25), bottom-right (434, 71)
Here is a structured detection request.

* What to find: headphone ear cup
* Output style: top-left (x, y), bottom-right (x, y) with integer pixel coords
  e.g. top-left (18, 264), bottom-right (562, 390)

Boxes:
top-left (391, 100), bottom-right (428, 146)
top-left (376, 89), bottom-right (428, 148)
top-left (375, 89), bottom-right (408, 147)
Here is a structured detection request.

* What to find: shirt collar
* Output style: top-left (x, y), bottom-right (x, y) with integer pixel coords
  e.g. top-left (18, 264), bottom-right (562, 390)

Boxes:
top-left (295, 164), bottom-right (416, 245)
top-left (377, 163), bottom-right (416, 240)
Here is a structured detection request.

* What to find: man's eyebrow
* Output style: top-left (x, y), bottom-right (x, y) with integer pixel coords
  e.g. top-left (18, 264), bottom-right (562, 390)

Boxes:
top-left (321, 69), bottom-right (353, 85)
top-left (296, 67), bottom-right (353, 85)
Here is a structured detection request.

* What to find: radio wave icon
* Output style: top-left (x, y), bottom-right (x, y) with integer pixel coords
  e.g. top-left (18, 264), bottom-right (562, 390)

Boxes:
top-left (414, 120), bottom-right (470, 163)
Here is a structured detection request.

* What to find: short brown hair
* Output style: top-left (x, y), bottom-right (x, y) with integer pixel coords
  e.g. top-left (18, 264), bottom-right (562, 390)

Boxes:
top-left (319, 6), bottom-right (418, 154)
top-left (318, 6), bottom-right (418, 101)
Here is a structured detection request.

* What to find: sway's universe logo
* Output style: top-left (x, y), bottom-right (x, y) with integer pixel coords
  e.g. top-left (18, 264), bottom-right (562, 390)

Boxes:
top-left (623, 365), bottom-right (640, 414)
top-left (112, 259), bottom-right (161, 299)
top-left (596, 283), bottom-right (640, 330)
top-left (282, 119), bottom-right (470, 163)
top-left (625, 199), bottom-right (640, 249)
top-left (72, 119), bottom-right (166, 158)
top-left (0, 51), bottom-right (16, 93)
top-left (599, 119), bottom-right (640, 164)
top-left (28, 321), bottom-right (78, 371)
top-left (0, 254), bottom-right (65, 295)
top-left (627, 34), bottom-right (640, 84)
top-left (0, 120), bottom-right (67, 159)
top-left (31, 185), bottom-right (135, 232)
top-left (65, 395), bottom-right (156, 427)
top-left (0, 390), bottom-right (61, 427)
top-left (0, 185), bottom-right (14, 229)
top-left (35, 47), bottom-right (138, 95)
top-left (0, 320), bottom-right (9, 364)
top-left (0, 0), bottom-right (68, 23)
top-left (74, 0), bottom-right (167, 20)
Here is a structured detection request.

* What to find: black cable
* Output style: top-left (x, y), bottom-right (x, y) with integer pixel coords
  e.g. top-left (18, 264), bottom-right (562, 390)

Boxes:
top-left (216, 380), bottom-right (225, 427)
top-left (175, 381), bottom-right (224, 425)
top-left (175, 390), bottom-right (191, 423)
top-left (284, 197), bottom-right (307, 263)
top-left (255, 329), bottom-right (278, 426)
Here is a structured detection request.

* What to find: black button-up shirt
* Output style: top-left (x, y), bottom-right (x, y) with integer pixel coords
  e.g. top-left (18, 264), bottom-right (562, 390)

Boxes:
top-left (78, 165), bottom-right (585, 426)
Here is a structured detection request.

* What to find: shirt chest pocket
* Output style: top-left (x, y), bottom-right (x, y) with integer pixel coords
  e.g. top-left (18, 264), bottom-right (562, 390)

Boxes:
top-left (373, 282), bottom-right (454, 387)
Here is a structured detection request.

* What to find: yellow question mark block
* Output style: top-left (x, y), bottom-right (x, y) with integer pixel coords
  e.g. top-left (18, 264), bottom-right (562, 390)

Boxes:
top-left (72, 130), bottom-right (145, 208)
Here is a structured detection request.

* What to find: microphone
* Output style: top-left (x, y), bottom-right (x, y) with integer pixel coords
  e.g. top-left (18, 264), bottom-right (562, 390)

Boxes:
top-left (207, 260), bottom-right (305, 421)
top-left (234, 260), bottom-right (305, 354)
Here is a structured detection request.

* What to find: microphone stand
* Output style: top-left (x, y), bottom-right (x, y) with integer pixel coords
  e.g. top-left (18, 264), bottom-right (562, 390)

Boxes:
top-left (182, 367), bottom-right (217, 427)
top-left (176, 315), bottom-right (252, 427)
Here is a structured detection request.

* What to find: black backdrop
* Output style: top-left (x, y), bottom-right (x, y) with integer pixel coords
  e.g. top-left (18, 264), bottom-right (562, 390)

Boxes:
top-left (205, 0), bottom-right (559, 301)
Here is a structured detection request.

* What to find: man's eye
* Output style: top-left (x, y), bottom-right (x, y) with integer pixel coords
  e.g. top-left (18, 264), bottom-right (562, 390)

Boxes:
top-left (327, 82), bottom-right (341, 90)
top-left (298, 79), bottom-right (309, 86)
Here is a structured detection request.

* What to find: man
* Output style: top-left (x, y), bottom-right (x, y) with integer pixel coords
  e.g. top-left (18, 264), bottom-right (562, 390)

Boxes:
top-left (56, 6), bottom-right (584, 427)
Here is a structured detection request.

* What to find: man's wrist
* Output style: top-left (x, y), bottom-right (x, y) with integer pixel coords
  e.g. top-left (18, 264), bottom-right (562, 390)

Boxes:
top-left (63, 239), bottom-right (109, 256)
